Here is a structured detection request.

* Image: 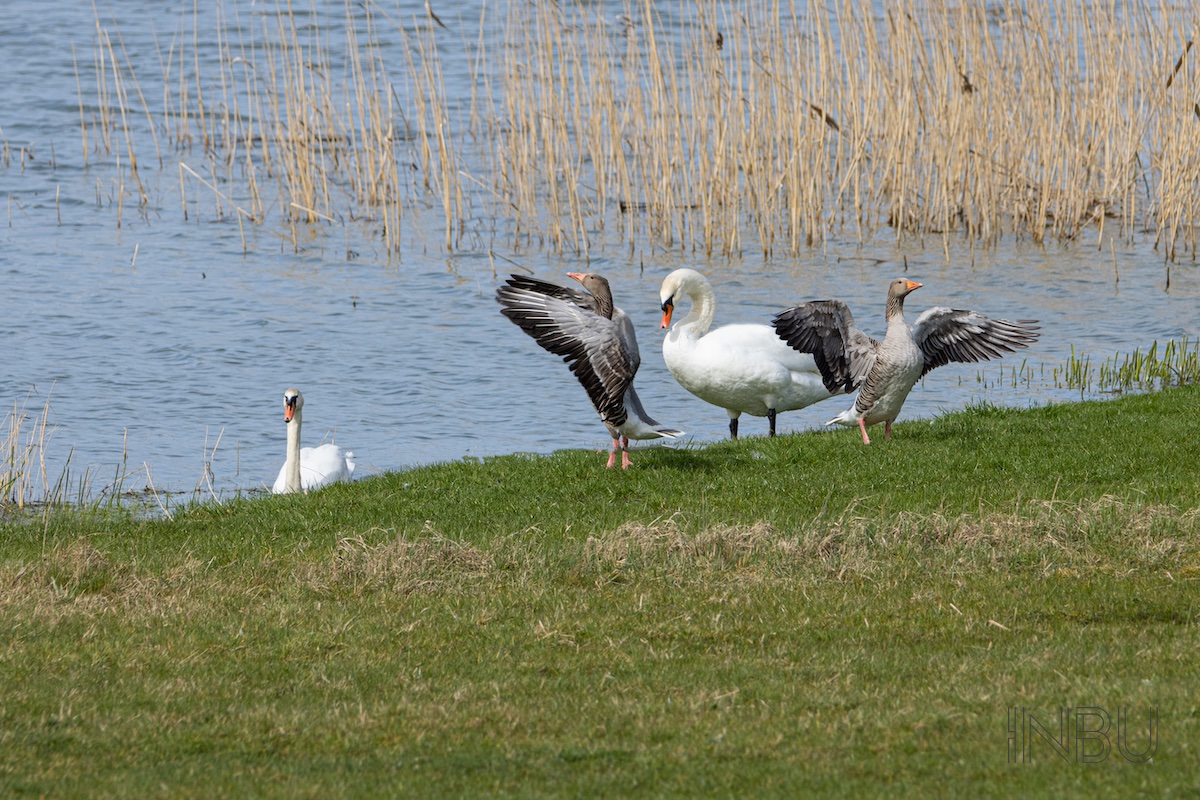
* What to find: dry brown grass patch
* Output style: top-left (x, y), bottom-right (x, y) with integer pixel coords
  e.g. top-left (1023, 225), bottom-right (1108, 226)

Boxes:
top-left (585, 497), bottom-right (1200, 579)
top-left (298, 532), bottom-right (494, 596)
top-left (0, 540), bottom-right (150, 619)
top-left (3, 497), bottom-right (1195, 625)
top-left (586, 518), bottom-right (784, 569)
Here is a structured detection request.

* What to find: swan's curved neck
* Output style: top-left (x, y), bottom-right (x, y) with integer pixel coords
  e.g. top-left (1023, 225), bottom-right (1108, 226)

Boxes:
top-left (676, 280), bottom-right (716, 336)
top-left (284, 408), bottom-right (303, 493)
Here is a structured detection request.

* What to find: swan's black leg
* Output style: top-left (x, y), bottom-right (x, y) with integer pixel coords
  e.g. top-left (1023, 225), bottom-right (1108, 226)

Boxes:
top-left (729, 417), bottom-right (739, 440)
top-left (768, 408), bottom-right (777, 437)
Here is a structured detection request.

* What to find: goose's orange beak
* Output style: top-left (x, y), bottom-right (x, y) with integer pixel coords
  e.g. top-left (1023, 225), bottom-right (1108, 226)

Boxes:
top-left (906, 280), bottom-right (923, 292)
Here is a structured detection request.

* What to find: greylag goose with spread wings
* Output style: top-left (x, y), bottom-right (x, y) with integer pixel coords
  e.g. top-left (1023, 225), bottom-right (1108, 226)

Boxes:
top-left (772, 279), bottom-right (1040, 444)
top-left (497, 272), bottom-right (683, 468)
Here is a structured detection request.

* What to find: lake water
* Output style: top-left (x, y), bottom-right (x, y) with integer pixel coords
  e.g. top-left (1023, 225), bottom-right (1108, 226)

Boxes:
top-left (2, 1), bottom-right (1197, 505)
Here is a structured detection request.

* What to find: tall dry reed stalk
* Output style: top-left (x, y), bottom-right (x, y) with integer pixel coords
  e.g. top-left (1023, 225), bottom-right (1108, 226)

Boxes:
top-left (1, 393), bottom-right (58, 512)
top-left (75, 0), bottom-right (1200, 260)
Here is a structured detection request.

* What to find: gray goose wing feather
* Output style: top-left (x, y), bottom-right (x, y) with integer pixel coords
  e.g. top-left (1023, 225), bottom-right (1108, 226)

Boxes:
top-left (614, 309), bottom-right (641, 377)
top-left (503, 274), bottom-right (599, 314)
top-left (497, 277), bottom-right (635, 429)
top-left (911, 307), bottom-right (1041, 377)
top-left (773, 300), bottom-right (879, 394)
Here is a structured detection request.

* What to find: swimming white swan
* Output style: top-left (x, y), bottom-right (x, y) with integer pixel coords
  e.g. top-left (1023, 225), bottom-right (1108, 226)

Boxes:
top-left (658, 268), bottom-right (835, 439)
top-left (272, 388), bottom-right (356, 493)
top-left (497, 272), bottom-right (683, 469)
top-left (773, 279), bottom-right (1041, 443)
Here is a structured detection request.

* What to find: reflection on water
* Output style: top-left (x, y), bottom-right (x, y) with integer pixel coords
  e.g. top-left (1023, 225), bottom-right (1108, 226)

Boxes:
top-left (1, 2), bottom-right (1197, 500)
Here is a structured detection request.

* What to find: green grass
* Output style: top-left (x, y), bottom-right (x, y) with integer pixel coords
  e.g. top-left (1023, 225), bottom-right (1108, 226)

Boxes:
top-left (2, 388), bottom-right (1199, 797)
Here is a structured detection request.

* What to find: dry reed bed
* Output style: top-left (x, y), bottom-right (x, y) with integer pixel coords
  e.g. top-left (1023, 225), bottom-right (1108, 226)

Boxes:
top-left (75, 0), bottom-right (1200, 258)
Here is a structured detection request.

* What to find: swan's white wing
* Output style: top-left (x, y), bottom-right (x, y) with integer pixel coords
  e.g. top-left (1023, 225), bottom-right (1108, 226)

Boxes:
top-left (275, 445), bottom-right (355, 493)
top-left (697, 323), bottom-right (823, 375)
top-left (272, 463), bottom-right (288, 494)
top-left (299, 444), bottom-right (355, 489)
top-left (773, 300), bottom-right (879, 393)
top-left (497, 280), bottom-right (636, 430)
top-left (911, 307), bottom-right (1040, 377)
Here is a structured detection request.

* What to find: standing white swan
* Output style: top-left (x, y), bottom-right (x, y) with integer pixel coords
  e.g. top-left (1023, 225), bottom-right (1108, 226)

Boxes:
top-left (272, 388), bottom-right (356, 494)
top-left (658, 268), bottom-right (836, 439)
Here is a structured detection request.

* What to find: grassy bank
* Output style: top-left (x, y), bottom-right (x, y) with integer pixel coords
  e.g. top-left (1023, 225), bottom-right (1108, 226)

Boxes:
top-left (2, 388), bottom-right (1198, 796)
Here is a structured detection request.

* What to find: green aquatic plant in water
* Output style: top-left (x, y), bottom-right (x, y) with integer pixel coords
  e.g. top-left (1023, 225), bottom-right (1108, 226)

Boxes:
top-left (1057, 336), bottom-right (1200, 394)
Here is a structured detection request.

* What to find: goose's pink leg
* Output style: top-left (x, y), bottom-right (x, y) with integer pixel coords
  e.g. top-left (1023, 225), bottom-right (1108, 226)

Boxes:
top-left (859, 418), bottom-right (872, 445)
top-left (884, 421), bottom-right (893, 441)
top-left (620, 436), bottom-right (632, 469)
top-left (606, 439), bottom-right (620, 469)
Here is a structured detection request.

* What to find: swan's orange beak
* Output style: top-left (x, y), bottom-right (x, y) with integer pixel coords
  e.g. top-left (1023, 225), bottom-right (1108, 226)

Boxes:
top-left (906, 280), bottom-right (923, 292)
top-left (660, 298), bottom-right (675, 329)
top-left (284, 399), bottom-right (297, 423)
